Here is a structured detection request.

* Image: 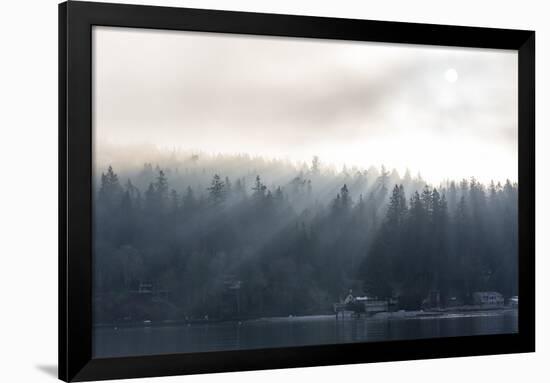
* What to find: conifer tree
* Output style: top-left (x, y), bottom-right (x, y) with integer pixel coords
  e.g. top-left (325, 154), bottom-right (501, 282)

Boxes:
top-left (386, 184), bottom-right (408, 226)
top-left (207, 174), bottom-right (225, 205)
top-left (252, 175), bottom-right (266, 199)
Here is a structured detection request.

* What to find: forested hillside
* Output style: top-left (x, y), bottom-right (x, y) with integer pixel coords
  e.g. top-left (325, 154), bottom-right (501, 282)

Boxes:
top-left (93, 153), bottom-right (517, 323)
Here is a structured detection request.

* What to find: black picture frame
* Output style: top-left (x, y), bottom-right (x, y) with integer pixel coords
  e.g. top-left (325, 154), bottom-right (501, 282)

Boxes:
top-left (59, 1), bottom-right (535, 381)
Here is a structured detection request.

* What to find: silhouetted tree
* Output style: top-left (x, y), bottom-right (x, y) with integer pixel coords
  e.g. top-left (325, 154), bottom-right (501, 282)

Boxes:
top-left (207, 174), bottom-right (225, 205)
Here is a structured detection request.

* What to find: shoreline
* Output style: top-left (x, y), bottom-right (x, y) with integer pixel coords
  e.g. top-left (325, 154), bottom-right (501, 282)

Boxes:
top-left (94, 306), bottom-right (518, 330)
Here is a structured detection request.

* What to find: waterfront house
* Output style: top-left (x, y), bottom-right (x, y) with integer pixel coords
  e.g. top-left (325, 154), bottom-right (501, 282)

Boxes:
top-left (472, 291), bottom-right (504, 307)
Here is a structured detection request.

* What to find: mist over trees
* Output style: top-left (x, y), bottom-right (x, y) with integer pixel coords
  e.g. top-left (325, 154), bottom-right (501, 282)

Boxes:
top-left (93, 153), bottom-right (518, 323)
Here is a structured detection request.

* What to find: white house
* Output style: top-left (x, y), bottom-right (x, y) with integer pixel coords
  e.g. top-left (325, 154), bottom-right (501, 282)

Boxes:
top-left (472, 291), bottom-right (504, 307)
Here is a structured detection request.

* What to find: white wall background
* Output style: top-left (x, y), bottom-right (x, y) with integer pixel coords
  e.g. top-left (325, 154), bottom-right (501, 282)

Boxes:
top-left (0, 0), bottom-right (547, 382)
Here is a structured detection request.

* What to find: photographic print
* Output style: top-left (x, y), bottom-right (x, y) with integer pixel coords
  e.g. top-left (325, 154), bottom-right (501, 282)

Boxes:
top-left (92, 26), bottom-right (518, 358)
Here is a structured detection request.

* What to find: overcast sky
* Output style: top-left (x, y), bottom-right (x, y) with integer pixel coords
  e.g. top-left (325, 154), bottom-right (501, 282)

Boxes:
top-left (93, 26), bottom-right (518, 184)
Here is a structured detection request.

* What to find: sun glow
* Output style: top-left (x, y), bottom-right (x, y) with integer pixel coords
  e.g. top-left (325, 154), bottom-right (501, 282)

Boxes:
top-left (445, 68), bottom-right (459, 83)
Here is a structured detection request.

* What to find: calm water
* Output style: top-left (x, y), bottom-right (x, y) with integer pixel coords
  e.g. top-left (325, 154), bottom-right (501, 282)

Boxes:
top-left (93, 310), bottom-right (518, 358)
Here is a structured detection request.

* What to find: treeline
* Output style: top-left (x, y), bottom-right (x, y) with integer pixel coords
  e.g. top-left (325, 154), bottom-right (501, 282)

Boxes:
top-left (93, 160), bottom-right (517, 323)
top-left (363, 180), bottom-right (517, 308)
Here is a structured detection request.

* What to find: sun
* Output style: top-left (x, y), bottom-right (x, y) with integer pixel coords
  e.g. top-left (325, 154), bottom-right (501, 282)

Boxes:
top-left (445, 68), bottom-right (458, 83)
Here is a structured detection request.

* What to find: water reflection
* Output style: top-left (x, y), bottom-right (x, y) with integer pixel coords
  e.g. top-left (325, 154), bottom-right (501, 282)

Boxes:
top-left (94, 310), bottom-right (518, 358)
